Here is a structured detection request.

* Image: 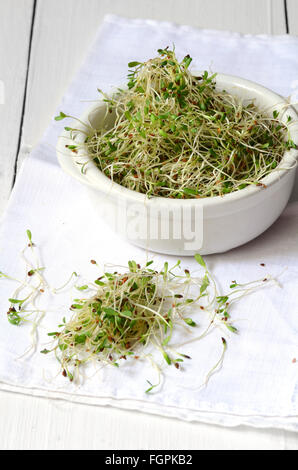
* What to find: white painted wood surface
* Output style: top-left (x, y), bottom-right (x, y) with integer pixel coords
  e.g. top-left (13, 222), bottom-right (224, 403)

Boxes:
top-left (0, 0), bottom-right (34, 214)
top-left (1, 0), bottom-right (298, 450)
top-left (288, 0), bottom-right (298, 34)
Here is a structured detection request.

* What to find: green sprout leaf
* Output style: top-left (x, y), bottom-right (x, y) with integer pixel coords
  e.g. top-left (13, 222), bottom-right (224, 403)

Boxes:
top-left (182, 54), bottom-right (192, 69)
top-left (75, 334), bottom-right (87, 345)
top-left (200, 274), bottom-right (210, 295)
top-left (128, 61), bottom-right (142, 68)
top-left (67, 372), bottom-right (74, 382)
top-left (230, 282), bottom-right (238, 289)
top-left (226, 325), bottom-right (238, 333)
top-left (184, 318), bottom-right (197, 327)
top-left (158, 129), bottom-right (168, 138)
top-left (26, 229), bottom-right (32, 243)
top-left (195, 254), bottom-right (206, 269)
top-left (40, 349), bottom-right (50, 354)
top-left (163, 351), bottom-right (172, 365)
top-left (55, 111), bottom-right (67, 121)
top-left (8, 298), bottom-right (24, 304)
top-left (183, 188), bottom-right (198, 196)
top-left (216, 295), bottom-right (229, 305)
top-left (8, 313), bottom-right (22, 325)
top-left (75, 285), bottom-right (89, 291)
top-left (103, 307), bottom-right (119, 317)
top-left (145, 380), bottom-right (159, 393)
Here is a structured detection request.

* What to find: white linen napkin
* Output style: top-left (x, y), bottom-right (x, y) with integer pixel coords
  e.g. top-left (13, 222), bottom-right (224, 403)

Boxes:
top-left (1, 14), bottom-right (298, 431)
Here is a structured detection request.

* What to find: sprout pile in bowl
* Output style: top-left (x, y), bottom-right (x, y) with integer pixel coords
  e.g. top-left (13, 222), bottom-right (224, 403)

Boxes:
top-left (57, 47), bottom-right (297, 200)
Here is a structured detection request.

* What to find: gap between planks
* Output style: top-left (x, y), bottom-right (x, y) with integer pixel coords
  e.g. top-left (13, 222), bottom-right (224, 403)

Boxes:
top-left (11, 0), bottom-right (37, 189)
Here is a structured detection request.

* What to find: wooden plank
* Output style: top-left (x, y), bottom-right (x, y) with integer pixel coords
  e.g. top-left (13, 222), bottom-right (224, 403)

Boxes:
top-left (285, 1), bottom-right (298, 201)
top-left (20, 0), bottom-right (286, 159)
top-left (270, 0), bottom-right (288, 33)
top-left (1, 389), bottom-right (298, 450)
top-left (287, 0), bottom-right (298, 34)
top-left (0, 0), bottom-right (34, 214)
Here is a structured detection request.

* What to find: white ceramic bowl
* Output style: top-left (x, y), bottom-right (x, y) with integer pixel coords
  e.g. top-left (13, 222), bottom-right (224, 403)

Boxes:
top-left (57, 74), bottom-right (298, 255)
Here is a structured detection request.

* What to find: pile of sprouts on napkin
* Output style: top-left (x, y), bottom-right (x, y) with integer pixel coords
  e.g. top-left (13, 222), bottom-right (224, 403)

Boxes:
top-left (4, 231), bottom-right (276, 392)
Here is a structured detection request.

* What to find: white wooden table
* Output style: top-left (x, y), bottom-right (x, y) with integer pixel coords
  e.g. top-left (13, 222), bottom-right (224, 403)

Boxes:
top-left (1, 0), bottom-right (298, 450)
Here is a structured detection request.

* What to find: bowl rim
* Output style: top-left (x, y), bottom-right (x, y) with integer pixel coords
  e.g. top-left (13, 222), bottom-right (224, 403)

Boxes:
top-left (57, 73), bottom-right (298, 208)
